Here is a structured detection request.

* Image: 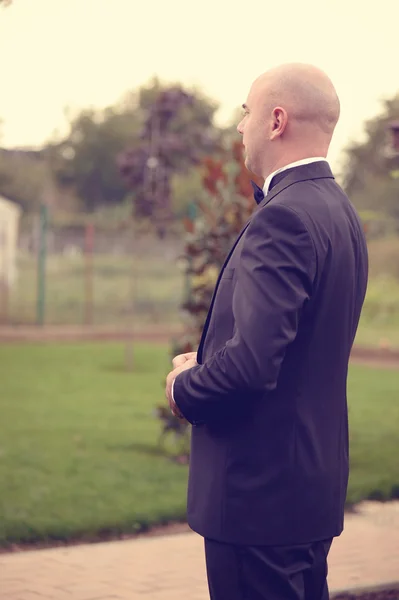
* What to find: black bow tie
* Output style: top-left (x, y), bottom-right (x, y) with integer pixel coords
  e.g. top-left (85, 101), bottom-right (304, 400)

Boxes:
top-left (251, 181), bottom-right (265, 205)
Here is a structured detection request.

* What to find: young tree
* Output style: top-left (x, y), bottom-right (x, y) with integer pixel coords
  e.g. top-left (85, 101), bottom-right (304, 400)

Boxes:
top-left (117, 83), bottom-right (220, 236)
top-left (171, 141), bottom-right (262, 356)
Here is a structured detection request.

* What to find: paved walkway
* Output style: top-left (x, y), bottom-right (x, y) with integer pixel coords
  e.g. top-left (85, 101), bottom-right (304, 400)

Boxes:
top-left (1, 502), bottom-right (398, 600)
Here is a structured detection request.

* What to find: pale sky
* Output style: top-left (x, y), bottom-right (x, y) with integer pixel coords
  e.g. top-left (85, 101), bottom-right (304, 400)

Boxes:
top-left (0, 0), bottom-right (398, 176)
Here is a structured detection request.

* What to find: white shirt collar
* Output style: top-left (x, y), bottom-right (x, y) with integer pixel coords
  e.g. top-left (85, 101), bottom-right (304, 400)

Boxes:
top-left (263, 157), bottom-right (328, 196)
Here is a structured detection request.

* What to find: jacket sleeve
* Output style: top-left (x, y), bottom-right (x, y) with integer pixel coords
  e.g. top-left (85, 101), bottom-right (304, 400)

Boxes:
top-left (173, 202), bottom-right (316, 424)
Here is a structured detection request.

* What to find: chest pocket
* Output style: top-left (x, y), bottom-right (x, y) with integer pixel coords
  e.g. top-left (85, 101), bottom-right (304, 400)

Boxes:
top-left (220, 267), bottom-right (235, 280)
top-left (200, 230), bottom-right (247, 361)
top-left (207, 267), bottom-right (237, 355)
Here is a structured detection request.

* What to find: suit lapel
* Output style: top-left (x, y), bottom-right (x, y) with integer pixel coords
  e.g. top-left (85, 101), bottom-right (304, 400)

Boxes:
top-left (197, 217), bottom-right (252, 362)
top-left (197, 177), bottom-right (289, 360)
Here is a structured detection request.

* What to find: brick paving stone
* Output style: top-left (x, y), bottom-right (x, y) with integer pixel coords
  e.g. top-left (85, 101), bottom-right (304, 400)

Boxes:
top-left (0, 502), bottom-right (398, 600)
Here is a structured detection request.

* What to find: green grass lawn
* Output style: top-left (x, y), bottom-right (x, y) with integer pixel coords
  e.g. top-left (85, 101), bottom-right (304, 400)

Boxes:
top-left (0, 342), bottom-right (398, 547)
top-left (355, 318), bottom-right (399, 349)
top-left (355, 276), bottom-right (399, 349)
top-left (0, 342), bottom-right (188, 546)
top-left (348, 365), bottom-right (399, 503)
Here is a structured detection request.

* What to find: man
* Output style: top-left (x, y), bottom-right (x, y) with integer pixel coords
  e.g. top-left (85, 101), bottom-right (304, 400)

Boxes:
top-left (165, 63), bottom-right (368, 600)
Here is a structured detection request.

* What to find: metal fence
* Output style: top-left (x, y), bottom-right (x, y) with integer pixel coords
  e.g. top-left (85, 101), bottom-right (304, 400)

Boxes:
top-left (2, 212), bottom-right (185, 329)
top-left (3, 207), bottom-right (399, 332)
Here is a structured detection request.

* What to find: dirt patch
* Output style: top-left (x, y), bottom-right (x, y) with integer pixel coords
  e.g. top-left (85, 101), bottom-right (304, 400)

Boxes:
top-left (1, 326), bottom-right (399, 369)
top-left (350, 346), bottom-right (399, 370)
top-left (0, 325), bottom-right (180, 344)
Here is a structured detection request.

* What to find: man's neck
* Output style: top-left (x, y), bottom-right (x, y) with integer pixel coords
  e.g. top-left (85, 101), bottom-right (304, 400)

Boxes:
top-left (262, 156), bottom-right (328, 196)
top-left (263, 153), bottom-right (328, 181)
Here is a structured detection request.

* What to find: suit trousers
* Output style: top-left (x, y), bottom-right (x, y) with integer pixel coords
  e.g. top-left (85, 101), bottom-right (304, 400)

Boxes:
top-left (204, 537), bottom-right (333, 600)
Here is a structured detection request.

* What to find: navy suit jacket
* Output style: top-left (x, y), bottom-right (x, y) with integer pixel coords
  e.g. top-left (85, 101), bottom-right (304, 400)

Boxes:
top-left (174, 161), bottom-right (368, 546)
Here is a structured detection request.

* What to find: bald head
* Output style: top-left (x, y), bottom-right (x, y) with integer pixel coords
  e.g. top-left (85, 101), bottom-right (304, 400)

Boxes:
top-left (238, 63), bottom-right (340, 178)
top-left (254, 63), bottom-right (340, 135)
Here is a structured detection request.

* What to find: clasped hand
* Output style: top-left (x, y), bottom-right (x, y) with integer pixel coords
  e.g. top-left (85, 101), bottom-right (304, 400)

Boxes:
top-left (165, 352), bottom-right (197, 418)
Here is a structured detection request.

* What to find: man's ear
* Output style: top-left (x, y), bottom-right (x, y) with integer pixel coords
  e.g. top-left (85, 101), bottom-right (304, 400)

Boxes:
top-left (271, 107), bottom-right (288, 139)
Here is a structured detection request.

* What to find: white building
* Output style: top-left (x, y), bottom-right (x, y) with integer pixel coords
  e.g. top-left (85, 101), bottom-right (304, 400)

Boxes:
top-left (0, 195), bottom-right (22, 287)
